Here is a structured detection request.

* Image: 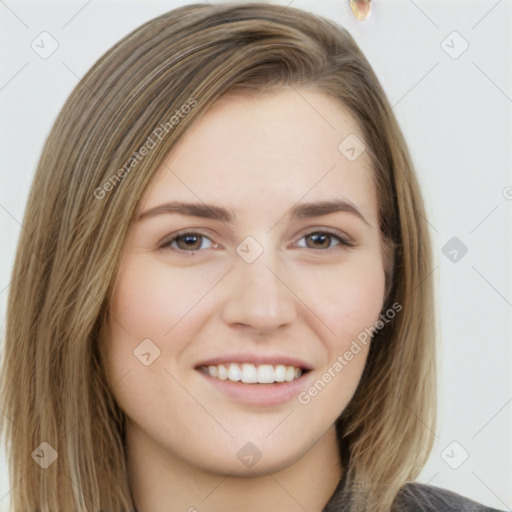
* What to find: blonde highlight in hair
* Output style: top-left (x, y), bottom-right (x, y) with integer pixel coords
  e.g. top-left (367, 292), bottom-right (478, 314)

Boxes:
top-left (1, 3), bottom-right (435, 511)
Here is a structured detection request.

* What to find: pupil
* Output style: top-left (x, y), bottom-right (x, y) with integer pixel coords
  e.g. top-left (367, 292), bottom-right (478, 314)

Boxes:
top-left (310, 233), bottom-right (329, 248)
top-left (180, 235), bottom-right (200, 249)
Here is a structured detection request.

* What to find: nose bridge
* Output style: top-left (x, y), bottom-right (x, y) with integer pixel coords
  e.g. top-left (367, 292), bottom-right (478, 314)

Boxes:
top-left (221, 242), bottom-right (297, 334)
top-left (241, 253), bottom-right (282, 301)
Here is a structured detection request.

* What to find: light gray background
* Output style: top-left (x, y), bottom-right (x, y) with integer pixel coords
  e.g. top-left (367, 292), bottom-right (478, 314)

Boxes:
top-left (0, 0), bottom-right (511, 510)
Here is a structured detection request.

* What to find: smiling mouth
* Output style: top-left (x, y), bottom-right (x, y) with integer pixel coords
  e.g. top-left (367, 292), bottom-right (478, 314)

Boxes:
top-left (198, 363), bottom-right (308, 384)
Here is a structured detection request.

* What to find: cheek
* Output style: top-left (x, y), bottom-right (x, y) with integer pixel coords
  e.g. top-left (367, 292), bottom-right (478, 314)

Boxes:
top-left (105, 255), bottom-right (231, 405)
top-left (292, 251), bottom-right (385, 415)
top-left (108, 256), bottom-right (220, 344)
top-left (105, 257), bottom-right (195, 389)
top-left (303, 250), bottom-right (386, 342)
top-left (105, 256), bottom-right (212, 427)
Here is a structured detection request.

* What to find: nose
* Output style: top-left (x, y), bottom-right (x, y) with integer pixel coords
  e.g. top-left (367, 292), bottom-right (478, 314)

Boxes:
top-left (220, 252), bottom-right (298, 336)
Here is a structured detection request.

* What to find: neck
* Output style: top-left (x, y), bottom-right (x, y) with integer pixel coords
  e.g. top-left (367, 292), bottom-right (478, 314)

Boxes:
top-left (126, 422), bottom-right (343, 512)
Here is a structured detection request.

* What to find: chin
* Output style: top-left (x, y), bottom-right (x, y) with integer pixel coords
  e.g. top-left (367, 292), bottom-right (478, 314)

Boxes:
top-left (205, 453), bottom-right (300, 478)
top-left (180, 439), bottom-right (307, 478)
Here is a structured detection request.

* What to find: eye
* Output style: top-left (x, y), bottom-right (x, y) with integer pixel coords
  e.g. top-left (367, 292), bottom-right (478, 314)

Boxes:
top-left (159, 229), bottom-right (354, 255)
top-left (296, 230), bottom-right (354, 250)
top-left (159, 231), bottom-right (216, 253)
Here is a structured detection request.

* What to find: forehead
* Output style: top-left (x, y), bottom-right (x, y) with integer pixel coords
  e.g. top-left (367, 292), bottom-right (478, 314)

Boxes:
top-left (139, 89), bottom-right (377, 222)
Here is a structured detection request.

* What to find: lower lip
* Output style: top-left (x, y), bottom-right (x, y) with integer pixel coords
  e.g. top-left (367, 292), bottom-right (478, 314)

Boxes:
top-left (197, 370), bottom-right (311, 406)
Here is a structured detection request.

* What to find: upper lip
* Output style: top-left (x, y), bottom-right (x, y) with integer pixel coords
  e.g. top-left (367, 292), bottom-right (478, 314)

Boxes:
top-left (195, 353), bottom-right (313, 371)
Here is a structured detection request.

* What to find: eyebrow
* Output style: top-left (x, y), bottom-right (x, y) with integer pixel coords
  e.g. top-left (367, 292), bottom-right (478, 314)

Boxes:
top-left (137, 199), bottom-right (370, 226)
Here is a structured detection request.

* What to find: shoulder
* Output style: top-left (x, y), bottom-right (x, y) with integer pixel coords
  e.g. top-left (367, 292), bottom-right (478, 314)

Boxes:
top-left (392, 481), bottom-right (505, 512)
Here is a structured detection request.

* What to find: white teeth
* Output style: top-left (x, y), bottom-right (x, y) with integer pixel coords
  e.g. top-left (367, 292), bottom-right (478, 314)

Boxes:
top-left (274, 365), bottom-right (286, 382)
top-left (285, 366), bottom-right (295, 382)
top-left (257, 364), bottom-right (275, 384)
top-left (228, 363), bottom-right (241, 381)
top-left (217, 364), bottom-right (228, 380)
top-left (201, 362), bottom-right (304, 384)
top-left (241, 363), bottom-right (257, 384)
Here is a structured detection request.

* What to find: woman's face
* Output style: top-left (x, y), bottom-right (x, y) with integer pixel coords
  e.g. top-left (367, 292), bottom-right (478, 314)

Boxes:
top-left (106, 89), bottom-right (386, 476)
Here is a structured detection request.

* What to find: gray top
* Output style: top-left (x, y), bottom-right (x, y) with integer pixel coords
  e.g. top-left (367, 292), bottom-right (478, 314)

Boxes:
top-left (321, 478), bottom-right (506, 511)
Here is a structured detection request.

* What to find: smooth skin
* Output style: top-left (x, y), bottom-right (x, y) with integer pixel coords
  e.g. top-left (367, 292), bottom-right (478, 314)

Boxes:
top-left (106, 89), bottom-right (387, 512)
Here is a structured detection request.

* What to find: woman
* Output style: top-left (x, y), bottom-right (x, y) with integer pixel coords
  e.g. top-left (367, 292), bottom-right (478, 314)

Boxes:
top-left (0, 3), bottom-right (504, 511)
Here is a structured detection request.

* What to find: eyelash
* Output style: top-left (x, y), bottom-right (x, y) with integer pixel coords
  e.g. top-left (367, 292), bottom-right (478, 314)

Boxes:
top-left (158, 229), bottom-right (355, 255)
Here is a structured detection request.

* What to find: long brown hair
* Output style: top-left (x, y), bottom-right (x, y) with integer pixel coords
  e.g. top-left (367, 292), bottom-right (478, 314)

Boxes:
top-left (1, 3), bottom-right (435, 511)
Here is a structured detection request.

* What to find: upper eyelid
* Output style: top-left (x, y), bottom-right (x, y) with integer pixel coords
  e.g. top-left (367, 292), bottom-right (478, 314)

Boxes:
top-left (159, 227), bottom-right (353, 250)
